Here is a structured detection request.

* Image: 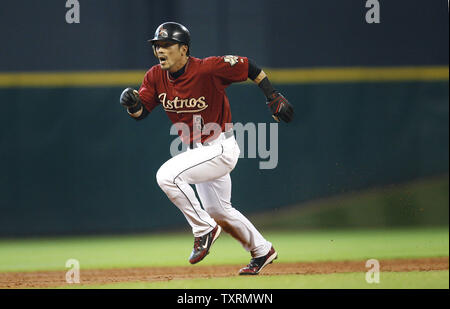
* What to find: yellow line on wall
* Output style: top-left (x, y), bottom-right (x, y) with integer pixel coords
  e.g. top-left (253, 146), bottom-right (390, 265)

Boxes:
top-left (263, 66), bottom-right (449, 84)
top-left (0, 66), bottom-right (448, 88)
top-left (0, 71), bottom-right (146, 88)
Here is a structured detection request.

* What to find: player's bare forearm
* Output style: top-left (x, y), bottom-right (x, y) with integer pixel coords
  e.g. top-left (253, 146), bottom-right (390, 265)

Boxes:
top-left (253, 70), bottom-right (267, 85)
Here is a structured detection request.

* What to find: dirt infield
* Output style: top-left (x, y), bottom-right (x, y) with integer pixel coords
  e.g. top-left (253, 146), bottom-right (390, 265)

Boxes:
top-left (0, 257), bottom-right (448, 288)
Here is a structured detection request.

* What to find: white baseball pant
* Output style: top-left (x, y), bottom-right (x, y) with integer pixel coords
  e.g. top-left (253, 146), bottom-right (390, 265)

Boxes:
top-left (156, 131), bottom-right (272, 258)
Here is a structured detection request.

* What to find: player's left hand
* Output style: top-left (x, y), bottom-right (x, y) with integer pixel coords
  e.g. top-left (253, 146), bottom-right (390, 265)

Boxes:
top-left (266, 91), bottom-right (294, 123)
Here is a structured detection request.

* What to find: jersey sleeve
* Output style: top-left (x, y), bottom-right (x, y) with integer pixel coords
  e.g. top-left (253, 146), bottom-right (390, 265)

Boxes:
top-left (138, 68), bottom-right (160, 113)
top-left (205, 56), bottom-right (249, 89)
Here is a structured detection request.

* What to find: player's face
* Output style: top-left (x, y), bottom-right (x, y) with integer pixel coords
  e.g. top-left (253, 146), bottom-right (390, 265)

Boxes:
top-left (154, 40), bottom-right (187, 72)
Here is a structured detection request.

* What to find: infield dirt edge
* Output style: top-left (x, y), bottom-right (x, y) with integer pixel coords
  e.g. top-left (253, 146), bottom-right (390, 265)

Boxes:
top-left (0, 257), bottom-right (448, 288)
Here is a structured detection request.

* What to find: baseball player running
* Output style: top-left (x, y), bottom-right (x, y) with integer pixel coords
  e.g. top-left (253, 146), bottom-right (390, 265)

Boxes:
top-left (120, 22), bottom-right (294, 275)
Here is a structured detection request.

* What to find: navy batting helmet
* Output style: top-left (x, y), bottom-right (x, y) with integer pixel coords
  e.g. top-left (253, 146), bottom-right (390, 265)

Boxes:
top-left (149, 22), bottom-right (191, 55)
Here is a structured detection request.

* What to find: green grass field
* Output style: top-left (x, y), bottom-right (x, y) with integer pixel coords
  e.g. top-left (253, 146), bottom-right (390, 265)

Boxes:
top-left (1, 177), bottom-right (448, 288)
top-left (0, 227), bottom-right (448, 289)
top-left (0, 227), bottom-right (448, 272)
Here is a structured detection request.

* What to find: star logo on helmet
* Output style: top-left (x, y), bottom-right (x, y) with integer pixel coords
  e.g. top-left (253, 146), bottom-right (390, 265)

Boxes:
top-left (159, 28), bottom-right (169, 38)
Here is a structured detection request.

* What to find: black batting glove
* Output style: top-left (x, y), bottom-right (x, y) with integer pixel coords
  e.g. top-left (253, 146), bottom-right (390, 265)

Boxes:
top-left (266, 91), bottom-right (294, 123)
top-left (120, 87), bottom-right (143, 114)
top-left (120, 87), bottom-right (140, 107)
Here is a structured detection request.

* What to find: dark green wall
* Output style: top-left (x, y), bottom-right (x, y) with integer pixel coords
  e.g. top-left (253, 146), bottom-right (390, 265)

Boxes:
top-left (1, 0), bottom-right (448, 71)
top-left (0, 0), bottom-right (448, 236)
top-left (0, 81), bottom-right (448, 236)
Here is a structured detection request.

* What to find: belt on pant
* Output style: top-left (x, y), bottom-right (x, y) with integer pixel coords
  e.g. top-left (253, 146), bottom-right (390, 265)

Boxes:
top-left (189, 130), bottom-right (234, 149)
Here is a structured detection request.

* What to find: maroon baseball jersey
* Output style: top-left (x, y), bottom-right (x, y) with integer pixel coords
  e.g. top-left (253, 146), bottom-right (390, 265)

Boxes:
top-left (138, 55), bottom-right (249, 144)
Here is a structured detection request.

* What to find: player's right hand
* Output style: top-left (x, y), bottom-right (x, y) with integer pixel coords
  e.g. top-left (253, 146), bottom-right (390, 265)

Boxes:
top-left (120, 87), bottom-right (140, 108)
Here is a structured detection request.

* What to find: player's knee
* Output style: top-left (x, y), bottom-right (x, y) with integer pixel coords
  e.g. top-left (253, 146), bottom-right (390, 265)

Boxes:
top-left (156, 166), bottom-right (173, 191)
